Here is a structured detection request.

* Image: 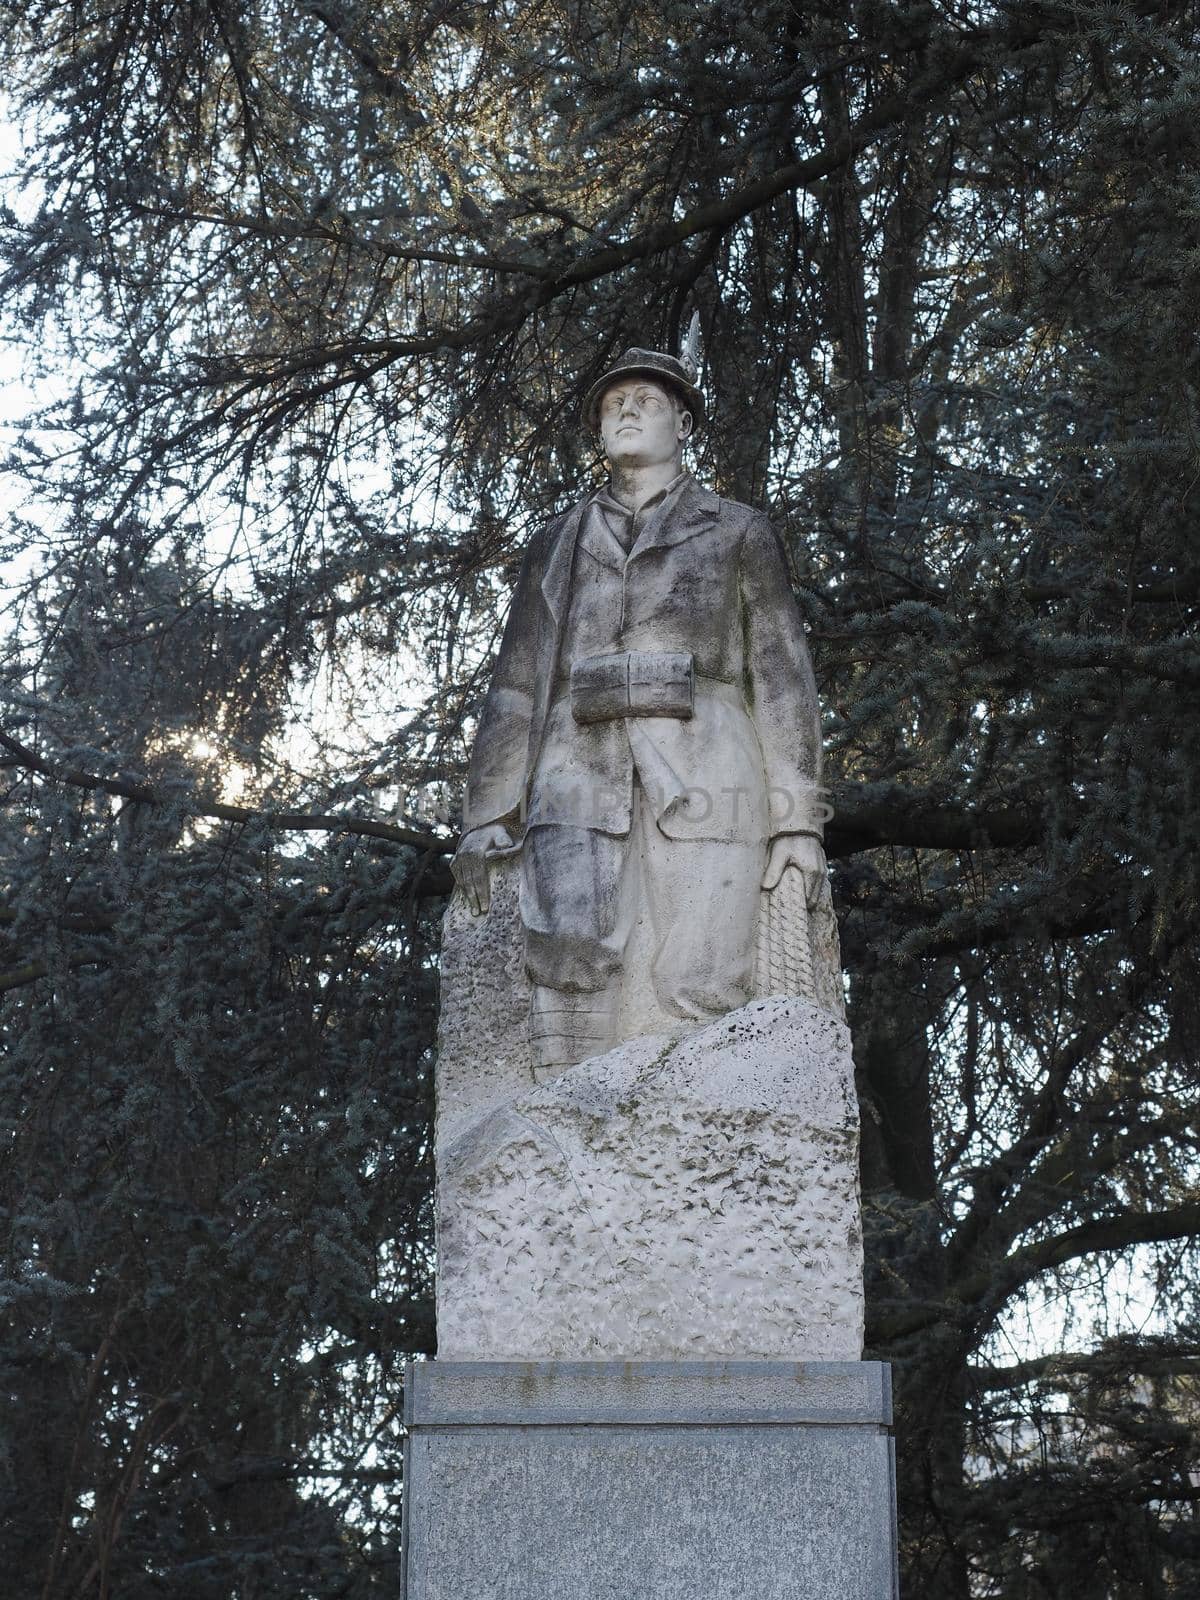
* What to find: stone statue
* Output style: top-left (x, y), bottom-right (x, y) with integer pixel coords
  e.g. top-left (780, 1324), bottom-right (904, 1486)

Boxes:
top-left (412, 347), bottom-right (883, 1600)
top-left (434, 344), bottom-right (861, 1367)
top-left (451, 345), bottom-right (837, 1073)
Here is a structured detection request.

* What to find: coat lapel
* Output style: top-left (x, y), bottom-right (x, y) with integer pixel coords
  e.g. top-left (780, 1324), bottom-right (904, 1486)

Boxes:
top-left (539, 477), bottom-right (722, 626)
top-left (628, 475), bottom-right (721, 561)
top-left (539, 500), bottom-right (587, 625)
top-left (576, 504), bottom-right (628, 573)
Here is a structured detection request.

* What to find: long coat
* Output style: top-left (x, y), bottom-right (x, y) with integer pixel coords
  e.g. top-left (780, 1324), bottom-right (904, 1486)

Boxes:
top-left (462, 475), bottom-right (824, 847)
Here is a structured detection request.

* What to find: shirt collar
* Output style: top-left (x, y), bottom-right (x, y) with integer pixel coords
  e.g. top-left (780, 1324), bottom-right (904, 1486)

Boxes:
top-left (591, 470), bottom-right (690, 520)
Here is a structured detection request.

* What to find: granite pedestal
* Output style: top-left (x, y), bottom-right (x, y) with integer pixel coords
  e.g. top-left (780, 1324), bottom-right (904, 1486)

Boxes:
top-left (401, 1360), bottom-right (898, 1599)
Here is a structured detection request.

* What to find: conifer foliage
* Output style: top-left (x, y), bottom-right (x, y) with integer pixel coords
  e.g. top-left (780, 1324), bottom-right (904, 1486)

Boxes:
top-left (2, 2), bottom-right (1199, 1594)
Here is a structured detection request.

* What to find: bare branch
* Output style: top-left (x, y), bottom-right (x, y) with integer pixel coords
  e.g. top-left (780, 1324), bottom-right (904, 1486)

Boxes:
top-left (874, 1201), bottom-right (1200, 1345)
top-left (972, 1347), bottom-right (1200, 1391)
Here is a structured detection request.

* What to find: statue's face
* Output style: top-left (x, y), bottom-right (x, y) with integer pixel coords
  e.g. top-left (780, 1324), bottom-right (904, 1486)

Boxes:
top-left (598, 378), bottom-right (692, 468)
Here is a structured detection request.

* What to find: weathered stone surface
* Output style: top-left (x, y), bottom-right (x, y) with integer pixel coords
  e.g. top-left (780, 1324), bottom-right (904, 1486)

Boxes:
top-left (435, 858), bottom-right (533, 1155)
top-left (435, 994), bottom-right (863, 1361)
top-left (401, 1360), bottom-right (898, 1600)
top-left (435, 859), bottom-right (845, 1159)
top-left (451, 386), bottom-right (835, 1077)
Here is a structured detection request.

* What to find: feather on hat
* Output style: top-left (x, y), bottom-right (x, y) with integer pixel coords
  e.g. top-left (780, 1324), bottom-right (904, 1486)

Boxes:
top-left (582, 337), bottom-right (706, 434)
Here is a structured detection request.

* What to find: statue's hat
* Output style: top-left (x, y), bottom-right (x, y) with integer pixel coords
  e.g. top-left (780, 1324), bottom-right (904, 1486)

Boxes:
top-left (582, 346), bottom-right (706, 434)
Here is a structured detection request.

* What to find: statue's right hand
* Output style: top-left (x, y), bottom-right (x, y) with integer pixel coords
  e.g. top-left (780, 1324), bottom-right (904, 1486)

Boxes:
top-left (450, 822), bottom-right (515, 917)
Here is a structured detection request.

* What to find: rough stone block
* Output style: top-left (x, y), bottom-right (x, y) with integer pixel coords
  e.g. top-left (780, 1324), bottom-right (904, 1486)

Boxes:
top-left (436, 995), bottom-right (863, 1361)
top-left (435, 859), bottom-right (533, 1155)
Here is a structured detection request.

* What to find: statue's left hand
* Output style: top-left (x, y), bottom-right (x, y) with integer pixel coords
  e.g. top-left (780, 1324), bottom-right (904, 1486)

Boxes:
top-left (762, 833), bottom-right (827, 909)
top-left (451, 822), bottom-right (516, 916)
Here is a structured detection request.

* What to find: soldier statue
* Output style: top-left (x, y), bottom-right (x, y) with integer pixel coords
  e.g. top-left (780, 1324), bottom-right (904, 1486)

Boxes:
top-left (451, 343), bottom-right (830, 1071)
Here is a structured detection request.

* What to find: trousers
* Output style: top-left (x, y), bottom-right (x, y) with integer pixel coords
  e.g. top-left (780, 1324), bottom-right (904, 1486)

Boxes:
top-left (518, 780), bottom-right (763, 1071)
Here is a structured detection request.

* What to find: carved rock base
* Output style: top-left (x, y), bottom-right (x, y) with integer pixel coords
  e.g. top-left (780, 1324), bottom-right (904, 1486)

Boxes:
top-left (435, 994), bottom-right (863, 1361)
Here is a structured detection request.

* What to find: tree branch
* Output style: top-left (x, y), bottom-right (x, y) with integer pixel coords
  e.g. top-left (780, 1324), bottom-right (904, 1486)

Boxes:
top-left (824, 786), bottom-right (1045, 856)
top-left (873, 1200), bottom-right (1200, 1344)
top-left (984, 1201), bottom-right (1200, 1301)
top-left (971, 1347), bottom-right (1200, 1391)
top-left (0, 954), bottom-right (106, 994)
top-left (130, 203), bottom-right (553, 277)
top-left (1022, 570), bottom-right (1200, 606)
top-left (150, 15), bottom-right (1058, 387)
top-left (3, 729), bottom-right (1064, 869)
top-left (0, 730), bottom-right (452, 856)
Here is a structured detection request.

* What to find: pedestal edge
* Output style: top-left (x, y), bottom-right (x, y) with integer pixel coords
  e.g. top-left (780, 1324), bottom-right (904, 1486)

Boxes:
top-left (403, 1358), bottom-right (892, 1428)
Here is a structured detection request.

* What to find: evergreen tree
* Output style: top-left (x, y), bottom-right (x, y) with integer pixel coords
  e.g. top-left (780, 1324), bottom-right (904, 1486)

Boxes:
top-left (2, 2), bottom-right (1199, 1594)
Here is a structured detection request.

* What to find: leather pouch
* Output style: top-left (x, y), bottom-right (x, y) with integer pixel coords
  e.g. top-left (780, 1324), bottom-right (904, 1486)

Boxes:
top-left (571, 650), bottom-right (694, 722)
